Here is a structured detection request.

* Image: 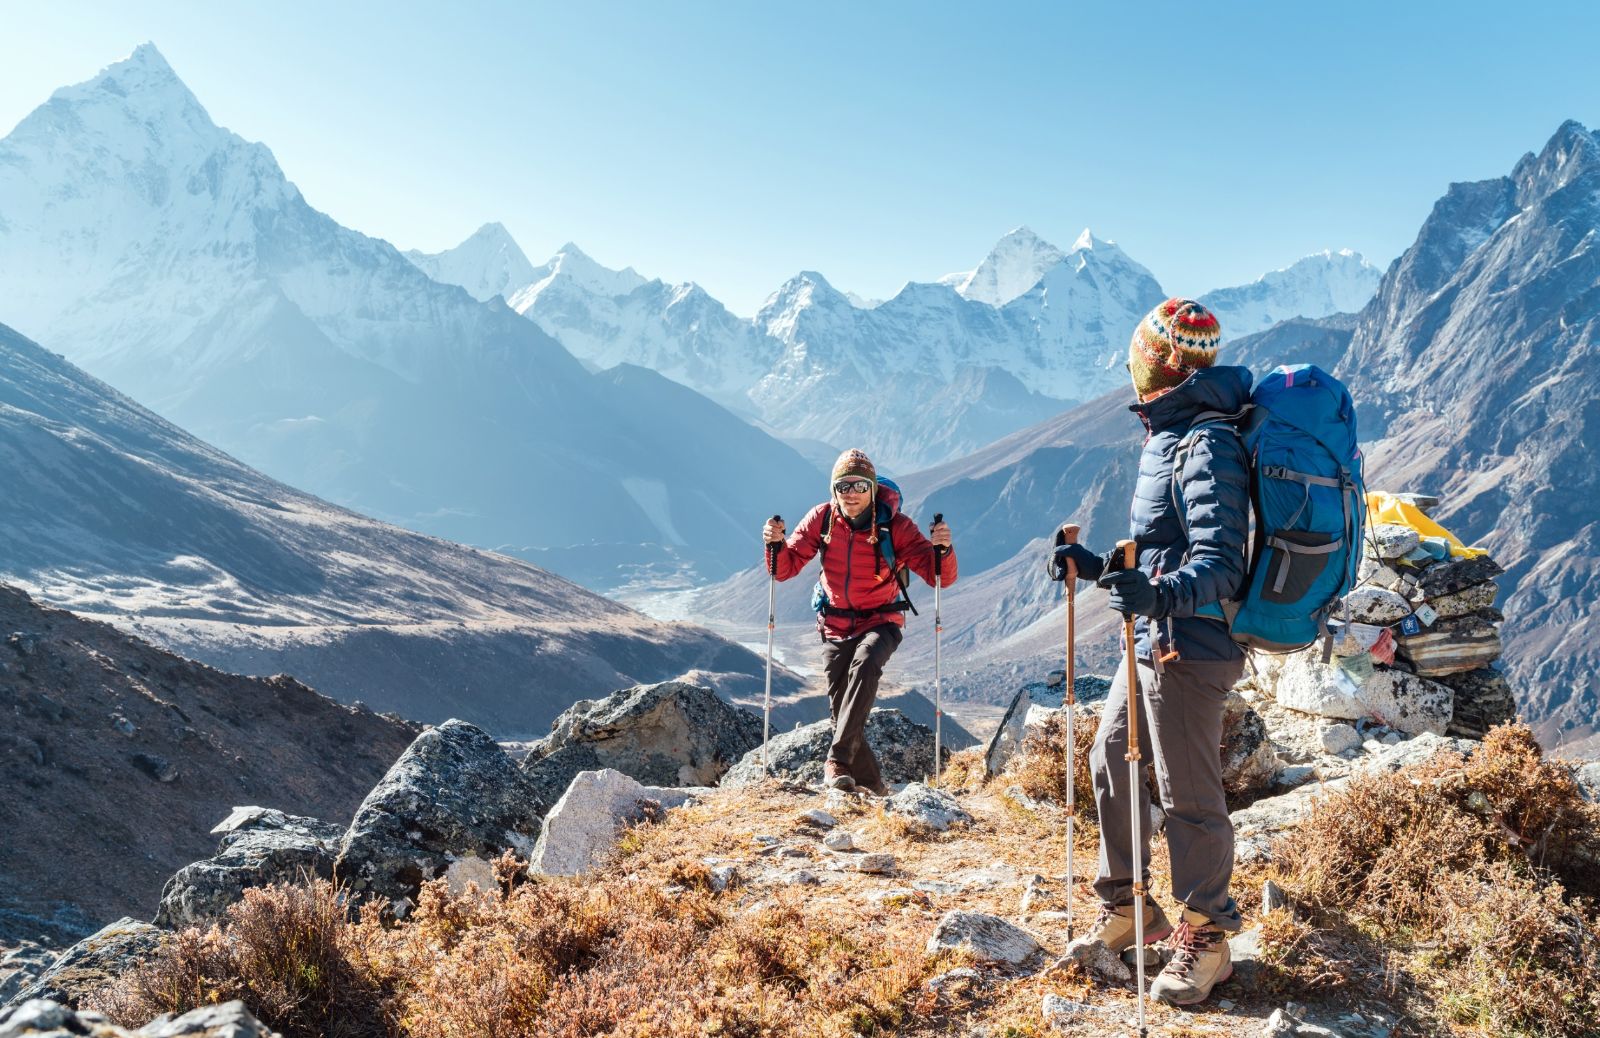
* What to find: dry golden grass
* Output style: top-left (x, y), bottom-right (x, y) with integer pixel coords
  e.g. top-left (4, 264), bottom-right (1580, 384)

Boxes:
top-left (1271, 723), bottom-right (1600, 1037)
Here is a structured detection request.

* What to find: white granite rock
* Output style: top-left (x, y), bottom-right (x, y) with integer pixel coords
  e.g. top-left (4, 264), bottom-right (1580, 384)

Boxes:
top-left (885, 782), bottom-right (973, 831)
top-left (529, 769), bottom-right (696, 876)
top-left (1272, 654), bottom-right (1453, 736)
top-left (1368, 523), bottom-right (1420, 560)
top-left (1319, 722), bottom-right (1361, 755)
top-left (1341, 586), bottom-right (1413, 625)
top-left (927, 911), bottom-right (1040, 964)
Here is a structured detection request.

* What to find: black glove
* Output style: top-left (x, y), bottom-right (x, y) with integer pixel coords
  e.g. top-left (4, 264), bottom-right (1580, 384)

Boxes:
top-left (1098, 568), bottom-right (1160, 617)
top-left (1047, 543), bottom-right (1106, 583)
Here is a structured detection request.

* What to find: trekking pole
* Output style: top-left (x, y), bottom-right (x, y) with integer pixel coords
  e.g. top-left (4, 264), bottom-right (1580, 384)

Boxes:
top-left (931, 513), bottom-right (946, 785)
top-left (1058, 523), bottom-right (1081, 942)
top-left (763, 515), bottom-right (782, 773)
top-left (1117, 539), bottom-right (1149, 1038)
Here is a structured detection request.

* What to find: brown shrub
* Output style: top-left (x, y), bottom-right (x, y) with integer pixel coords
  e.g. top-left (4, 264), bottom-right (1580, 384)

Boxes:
top-left (1270, 722), bottom-right (1600, 1037)
top-left (87, 878), bottom-right (388, 1038)
top-left (1008, 709), bottom-right (1100, 820)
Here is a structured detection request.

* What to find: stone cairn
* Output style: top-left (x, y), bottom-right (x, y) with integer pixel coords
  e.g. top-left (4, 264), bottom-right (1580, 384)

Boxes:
top-left (1263, 491), bottom-right (1515, 741)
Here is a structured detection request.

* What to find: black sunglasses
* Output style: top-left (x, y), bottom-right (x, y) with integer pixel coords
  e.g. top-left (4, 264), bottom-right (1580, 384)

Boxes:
top-left (832, 479), bottom-right (872, 495)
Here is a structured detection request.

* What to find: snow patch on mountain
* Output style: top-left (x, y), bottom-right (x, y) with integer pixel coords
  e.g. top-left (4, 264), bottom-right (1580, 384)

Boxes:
top-left (945, 225), bottom-right (1068, 306)
top-left (1200, 249), bottom-right (1381, 337)
top-left (403, 222), bottom-right (537, 302)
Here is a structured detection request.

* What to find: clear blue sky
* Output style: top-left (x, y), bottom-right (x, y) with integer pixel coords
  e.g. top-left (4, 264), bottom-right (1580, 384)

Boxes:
top-left (4, 2), bottom-right (1597, 315)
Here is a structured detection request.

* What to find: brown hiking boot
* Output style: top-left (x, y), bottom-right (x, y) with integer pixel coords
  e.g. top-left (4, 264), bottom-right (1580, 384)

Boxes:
top-left (1084, 899), bottom-right (1173, 953)
top-left (1150, 908), bottom-right (1232, 1005)
top-left (824, 760), bottom-right (856, 791)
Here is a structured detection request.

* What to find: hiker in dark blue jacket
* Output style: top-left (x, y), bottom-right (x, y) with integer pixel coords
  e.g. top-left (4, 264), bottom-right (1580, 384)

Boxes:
top-left (1047, 298), bottom-right (1250, 1006)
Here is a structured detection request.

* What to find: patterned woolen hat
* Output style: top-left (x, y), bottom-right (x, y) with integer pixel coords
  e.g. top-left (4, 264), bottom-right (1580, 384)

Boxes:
top-left (831, 448), bottom-right (877, 485)
top-left (1129, 298), bottom-right (1223, 398)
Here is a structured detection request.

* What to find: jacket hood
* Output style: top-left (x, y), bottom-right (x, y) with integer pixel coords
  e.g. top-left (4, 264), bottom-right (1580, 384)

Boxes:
top-left (1130, 364), bottom-right (1254, 433)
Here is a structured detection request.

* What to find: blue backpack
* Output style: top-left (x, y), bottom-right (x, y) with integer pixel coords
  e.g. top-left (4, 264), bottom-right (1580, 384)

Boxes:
top-left (1175, 364), bottom-right (1366, 657)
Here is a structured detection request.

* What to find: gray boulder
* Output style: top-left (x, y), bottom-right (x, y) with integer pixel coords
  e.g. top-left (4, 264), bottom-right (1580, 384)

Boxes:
top-left (1367, 523), bottom-right (1420, 560)
top-left (0, 998), bottom-right (282, 1038)
top-left (721, 709), bottom-right (941, 788)
top-left (983, 675), bottom-right (1111, 777)
top-left (884, 783), bottom-right (972, 832)
top-left (926, 911), bottom-right (1040, 964)
top-left (1439, 667), bottom-right (1518, 739)
top-left (1340, 587), bottom-right (1412, 626)
top-left (529, 769), bottom-right (699, 876)
top-left (5, 918), bottom-right (161, 1009)
top-left (335, 720), bottom-right (545, 912)
top-left (1271, 653), bottom-right (1453, 736)
top-left (519, 682), bottom-right (761, 808)
top-left (1427, 580), bottom-right (1499, 619)
top-left (156, 809), bottom-right (345, 928)
top-left (1352, 732), bottom-right (1477, 776)
top-left (1222, 692), bottom-right (1279, 796)
top-left (138, 1000), bottom-right (281, 1037)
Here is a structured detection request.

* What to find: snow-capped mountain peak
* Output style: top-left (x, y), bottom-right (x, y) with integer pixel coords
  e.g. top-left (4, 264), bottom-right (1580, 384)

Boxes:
top-left (950, 225), bottom-right (1068, 306)
top-left (1199, 249), bottom-right (1382, 337)
top-left (403, 221), bottom-right (536, 303)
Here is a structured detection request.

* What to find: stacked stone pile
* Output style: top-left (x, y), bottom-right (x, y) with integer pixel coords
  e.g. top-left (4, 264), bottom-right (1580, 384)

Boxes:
top-left (1261, 492), bottom-right (1515, 740)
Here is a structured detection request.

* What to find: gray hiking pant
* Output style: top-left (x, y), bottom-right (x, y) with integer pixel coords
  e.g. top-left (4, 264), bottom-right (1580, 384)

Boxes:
top-left (1091, 653), bottom-right (1244, 931)
top-left (819, 624), bottom-right (902, 790)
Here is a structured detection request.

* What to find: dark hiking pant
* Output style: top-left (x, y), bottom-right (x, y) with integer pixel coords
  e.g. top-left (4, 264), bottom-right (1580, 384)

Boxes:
top-left (1091, 653), bottom-right (1245, 932)
top-left (819, 624), bottom-right (902, 791)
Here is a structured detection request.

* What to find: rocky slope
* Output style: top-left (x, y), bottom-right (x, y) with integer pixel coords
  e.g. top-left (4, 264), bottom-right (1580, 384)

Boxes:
top-left (0, 318), bottom-right (804, 736)
top-left (0, 583), bottom-right (416, 939)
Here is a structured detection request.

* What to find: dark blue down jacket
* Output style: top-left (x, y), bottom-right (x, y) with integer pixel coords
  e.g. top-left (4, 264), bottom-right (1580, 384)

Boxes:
top-left (1125, 365), bottom-right (1252, 662)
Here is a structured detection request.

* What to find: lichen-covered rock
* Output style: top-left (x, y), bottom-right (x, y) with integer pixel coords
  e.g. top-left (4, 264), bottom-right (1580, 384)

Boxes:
top-left (1357, 556), bottom-right (1420, 597)
top-left (138, 1000), bottom-right (282, 1036)
top-left (1416, 555), bottom-right (1504, 598)
top-left (983, 676), bottom-right (1112, 777)
top-left (5, 918), bottom-right (161, 1009)
top-left (0, 997), bottom-right (282, 1037)
top-left (335, 720), bottom-right (545, 912)
top-left (1368, 523), bottom-right (1420, 560)
top-left (927, 911), bottom-right (1040, 964)
top-left (1438, 667), bottom-right (1517, 739)
top-left (1048, 936), bottom-right (1132, 984)
top-left (1222, 693), bottom-right (1279, 796)
top-left (155, 809), bottom-right (345, 928)
top-left (1271, 654), bottom-right (1454, 736)
top-left (520, 682), bottom-right (761, 808)
top-left (884, 783), bottom-right (973, 831)
top-left (721, 709), bottom-right (941, 788)
top-left (1340, 587), bottom-right (1413, 626)
top-left (1427, 581), bottom-right (1499, 619)
top-left (1395, 615), bottom-right (1502, 677)
top-left (528, 769), bottom-right (698, 876)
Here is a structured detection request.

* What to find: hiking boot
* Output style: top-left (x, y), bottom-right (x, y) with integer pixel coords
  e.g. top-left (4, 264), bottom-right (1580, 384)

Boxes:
top-left (824, 761), bottom-right (856, 791)
top-left (1150, 908), bottom-right (1232, 1006)
top-left (1084, 899), bottom-right (1172, 953)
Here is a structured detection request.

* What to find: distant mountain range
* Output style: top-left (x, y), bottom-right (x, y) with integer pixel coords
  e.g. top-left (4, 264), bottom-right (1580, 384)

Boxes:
top-left (0, 45), bottom-right (821, 586)
top-left (414, 227), bottom-right (1376, 472)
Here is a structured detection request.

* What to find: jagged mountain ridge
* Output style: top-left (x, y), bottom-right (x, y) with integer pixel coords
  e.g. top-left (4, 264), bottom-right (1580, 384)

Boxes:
top-left (424, 224), bottom-right (1375, 472)
top-left (402, 221), bottom-right (537, 304)
top-left (0, 45), bottom-right (821, 581)
top-left (0, 318), bottom-right (807, 737)
top-left (1199, 249), bottom-right (1381, 337)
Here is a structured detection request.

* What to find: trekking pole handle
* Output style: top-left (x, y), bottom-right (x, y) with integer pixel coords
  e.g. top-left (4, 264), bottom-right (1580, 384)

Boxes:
top-left (930, 513), bottom-right (948, 572)
top-left (1117, 540), bottom-right (1137, 618)
top-left (767, 514), bottom-right (783, 575)
top-left (1058, 522), bottom-right (1080, 581)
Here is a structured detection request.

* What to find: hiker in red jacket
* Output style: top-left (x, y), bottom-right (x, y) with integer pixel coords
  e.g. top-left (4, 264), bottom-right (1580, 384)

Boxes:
top-left (763, 449), bottom-right (955, 795)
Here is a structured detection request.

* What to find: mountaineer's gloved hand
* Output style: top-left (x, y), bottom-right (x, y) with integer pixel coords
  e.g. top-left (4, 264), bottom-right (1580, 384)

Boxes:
top-left (1047, 543), bottom-right (1106, 583)
top-left (1098, 568), bottom-right (1160, 617)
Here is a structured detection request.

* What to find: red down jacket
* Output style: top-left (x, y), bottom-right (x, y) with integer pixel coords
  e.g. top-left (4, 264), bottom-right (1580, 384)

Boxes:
top-left (769, 499), bottom-right (957, 641)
